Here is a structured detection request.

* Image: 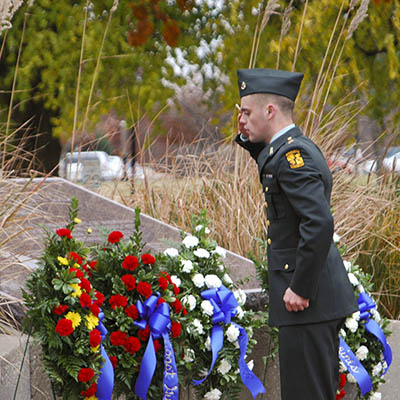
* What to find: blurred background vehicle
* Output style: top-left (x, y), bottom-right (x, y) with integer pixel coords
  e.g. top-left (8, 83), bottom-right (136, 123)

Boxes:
top-left (59, 151), bottom-right (123, 182)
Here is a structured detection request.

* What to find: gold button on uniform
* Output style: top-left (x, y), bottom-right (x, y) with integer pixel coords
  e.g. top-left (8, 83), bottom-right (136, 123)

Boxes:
top-left (266, 220), bottom-right (270, 227)
top-left (267, 238), bottom-right (271, 245)
top-left (284, 264), bottom-right (289, 270)
top-left (265, 186), bottom-right (269, 193)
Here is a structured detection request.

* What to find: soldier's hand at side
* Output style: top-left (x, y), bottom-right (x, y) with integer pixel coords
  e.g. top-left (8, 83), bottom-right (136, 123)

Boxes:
top-left (283, 287), bottom-right (310, 312)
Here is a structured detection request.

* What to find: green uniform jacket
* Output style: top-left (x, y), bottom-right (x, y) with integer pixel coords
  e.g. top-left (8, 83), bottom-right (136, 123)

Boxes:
top-left (236, 126), bottom-right (358, 327)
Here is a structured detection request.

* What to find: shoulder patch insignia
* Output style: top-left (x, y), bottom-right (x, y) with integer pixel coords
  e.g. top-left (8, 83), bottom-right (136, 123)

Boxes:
top-left (285, 149), bottom-right (305, 169)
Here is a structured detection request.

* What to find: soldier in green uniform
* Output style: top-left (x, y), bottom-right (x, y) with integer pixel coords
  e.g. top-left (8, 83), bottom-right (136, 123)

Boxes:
top-left (234, 68), bottom-right (358, 400)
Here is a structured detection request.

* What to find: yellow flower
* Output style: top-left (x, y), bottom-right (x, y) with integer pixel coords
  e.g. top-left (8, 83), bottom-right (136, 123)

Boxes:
top-left (85, 396), bottom-right (97, 400)
top-left (74, 217), bottom-right (82, 224)
top-left (73, 263), bottom-right (80, 268)
top-left (85, 313), bottom-right (99, 331)
top-left (65, 312), bottom-right (81, 329)
top-left (57, 256), bottom-right (69, 266)
top-left (70, 283), bottom-right (82, 298)
top-left (91, 345), bottom-right (100, 353)
top-left (87, 227), bottom-right (93, 234)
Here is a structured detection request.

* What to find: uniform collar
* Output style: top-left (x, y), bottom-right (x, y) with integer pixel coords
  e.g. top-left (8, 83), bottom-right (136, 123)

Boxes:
top-left (270, 123), bottom-right (296, 143)
top-left (257, 126), bottom-right (302, 177)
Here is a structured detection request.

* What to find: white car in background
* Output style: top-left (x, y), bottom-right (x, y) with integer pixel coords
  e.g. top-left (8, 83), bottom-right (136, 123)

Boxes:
top-left (59, 151), bottom-right (124, 182)
top-left (383, 152), bottom-right (400, 172)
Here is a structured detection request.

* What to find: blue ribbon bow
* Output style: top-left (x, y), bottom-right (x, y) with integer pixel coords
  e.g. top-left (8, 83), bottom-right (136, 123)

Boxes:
top-left (134, 293), bottom-right (179, 400)
top-left (339, 292), bottom-right (393, 396)
top-left (96, 311), bottom-right (114, 400)
top-left (193, 285), bottom-right (265, 399)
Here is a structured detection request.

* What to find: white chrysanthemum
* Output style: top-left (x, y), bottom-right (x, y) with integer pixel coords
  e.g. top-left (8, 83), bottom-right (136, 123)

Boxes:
top-left (356, 345), bottom-right (369, 361)
top-left (213, 246), bottom-right (227, 258)
top-left (348, 272), bottom-right (359, 286)
top-left (195, 224), bottom-right (210, 234)
top-left (191, 319), bottom-right (204, 335)
top-left (247, 360), bottom-right (254, 371)
top-left (164, 247), bottom-right (179, 257)
top-left (183, 348), bottom-right (195, 363)
top-left (371, 308), bottom-right (381, 323)
top-left (192, 273), bottom-right (205, 288)
top-left (170, 275), bottom-right (181, 287)
top-left (372, 362), bottom-right (383, 376)
top-left (205, 336), bottom-right (211, 351)
top-left (217, 358), bottom-right (232, 374)
top-left (223, 273), bottom-right (233, 285)
top-left (347, 373), bottom-right (357, 384)
top-left (205, 274), bottom-right (222, 289)
top-left (181, 259), bottom-right (194, 273)
top-left (352, 311), bottom-right (361, 321)
top-left (204, 388), bottom-right (222, 400)
top-left (182, 295), bottom-right (197, 311)
top-left (201, 300), bottom-right (214, 316)
top-left (226, 324), bottom-right (240, 343)
top-left (194, 248), bottom-right (210, 259)
top-left (333, 232), bottom-right (341, 243)
top-left (233, 289), bottom-right (247, 306)
top-left (357, 284), bottom-right (365, 293)
top-left (339, 329), bottom-right (346, 338)
top-left (370, 392), bottom-right (382, 400)
top-left (236, 306), bottom-right (245, 320)
top-left (343, 260), bottom-right (352, 271)
top-left (218, 263), bottom-right (225, 272)
top-left (345, 317), bottom-right (358, 333)
top-left (182, 235), bottom-right (199, 248)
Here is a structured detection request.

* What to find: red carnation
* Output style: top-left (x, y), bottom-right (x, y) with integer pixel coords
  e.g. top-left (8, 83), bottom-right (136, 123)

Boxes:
top-left (88, 260), bottom-right (97, 270)
top-left (338, 373), bottom-right (346, 389)
top-left (81, 382), bottom-right (97, 397)
top-left (122, 255), bottom-right (139, 271)
top-left (173, 284), bottom-right (180, 295)
top-left (157, 297), bottom-right (166, 305)
top-left (125, 304), bottom-right (139, 320)
top-left (137, 281), bottom-right (152, 298)
top-left (80, 292), bottom-right (92, 308)
top-left (68, 251), bottom-right (82, 265)
top-left (121, 274), bottom-right (136, 290)
top-left (171, 321), bottom-right (181, 338)
top-left (78, 367), bottom-right (95, 383)
top-left (124, 336), bottom-right (141, 354)
top-left (161, 271), bottom-right (172, 283)
top-left (55, 318), bottom-right (74, 336)
top-left (94, 291), bottom-right (105, 307)
top-left (138, 325), bottom-right (150, 342)
top-left (109, 355), bottom-right (118, 369)
top-left (158, 276), bottom-right (168, 290)
top-left (141, 253), bottom-right (156, 265)
top-left (182, 308), bottom-right (188, 316)
top-left (90, 303), bottom-right (100, 317)
top-left (79, 278), bottom-right (92, 293)
top-left (52, 304), bottom-right (68, 315)
top-left (108, 231), bottom-right (124, 244)
top-left (56, 228), bottom-right (72, 239)
top-left (110, 330), bottom-right (127, 346)
top-left (89, 329), bottom-right (102, 348)
top-left (171, 298), bottom-right (182, 314)
top-left (109, 294), bottom-right (128, 310)
top-left (336, 389), bottom-right (346, 400)
top-left (69, 267), bottom-right (84, 279)
top-left (153, 339), bottom-right (162, 353)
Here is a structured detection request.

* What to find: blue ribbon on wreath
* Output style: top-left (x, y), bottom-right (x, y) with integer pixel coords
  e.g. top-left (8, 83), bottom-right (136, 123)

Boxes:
top-left (134, 293), bottom-right (178, 400)
top-left (192, 285), bottom-right (265, 399)
top-left (96, 311), bottom-right (114, 400)
top-left (338, 292), bottom-right (392, 396)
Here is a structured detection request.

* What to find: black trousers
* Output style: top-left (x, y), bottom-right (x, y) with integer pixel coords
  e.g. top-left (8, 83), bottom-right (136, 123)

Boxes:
top-left (278, 318), bottom-right (344, 400)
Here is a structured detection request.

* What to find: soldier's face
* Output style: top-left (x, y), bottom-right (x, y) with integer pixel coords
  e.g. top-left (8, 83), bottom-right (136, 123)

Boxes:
top-left (239, 95), bottom-right (270, 143)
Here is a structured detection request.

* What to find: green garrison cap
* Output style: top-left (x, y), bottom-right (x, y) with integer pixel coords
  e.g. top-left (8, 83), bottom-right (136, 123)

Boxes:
top-left (237, 68), bottom-right (304, 101)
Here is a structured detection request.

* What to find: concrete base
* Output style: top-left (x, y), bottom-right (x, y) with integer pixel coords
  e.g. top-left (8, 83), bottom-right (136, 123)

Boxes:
top-left (0, 327), bottom-right (30, 400)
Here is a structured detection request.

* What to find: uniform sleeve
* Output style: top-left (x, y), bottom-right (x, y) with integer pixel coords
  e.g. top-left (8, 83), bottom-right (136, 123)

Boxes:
top-left (234, 133), bottom-right (266, 161)
top-left (277, 146), bottom-right (334, 300)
